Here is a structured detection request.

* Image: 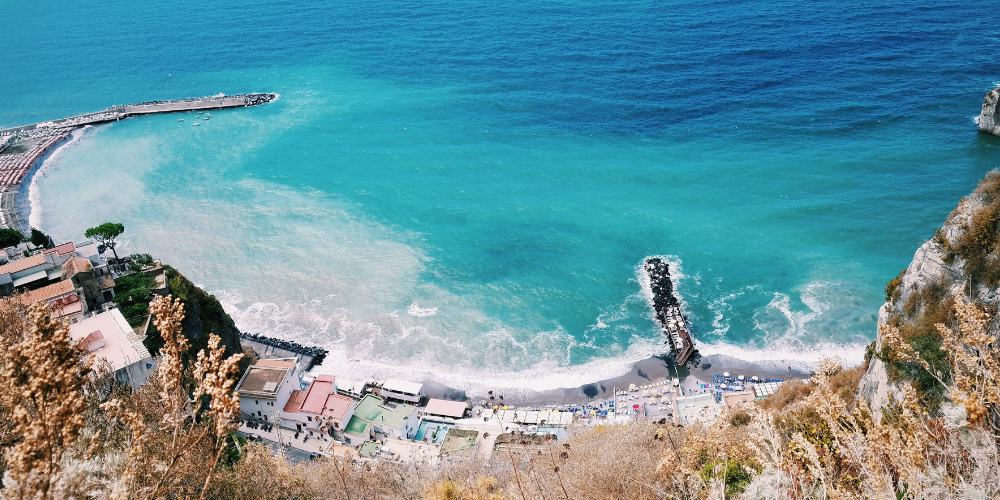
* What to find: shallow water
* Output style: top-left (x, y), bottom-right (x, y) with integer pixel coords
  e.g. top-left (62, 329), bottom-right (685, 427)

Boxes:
top-left (4, 0), bottom-right (1000, 391)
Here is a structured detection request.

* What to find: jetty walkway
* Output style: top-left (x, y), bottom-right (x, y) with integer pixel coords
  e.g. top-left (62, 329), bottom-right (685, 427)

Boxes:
top-left (0, 93), bottom-right (277, 233)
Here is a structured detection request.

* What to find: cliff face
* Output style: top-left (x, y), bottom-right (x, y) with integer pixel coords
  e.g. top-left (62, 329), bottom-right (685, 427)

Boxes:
top-left (979, 88), bottom-right (1000, 137)
top-left (144, 266), bottom-right (243, 359)
top-left (858, 176), bottom-right (993, 413)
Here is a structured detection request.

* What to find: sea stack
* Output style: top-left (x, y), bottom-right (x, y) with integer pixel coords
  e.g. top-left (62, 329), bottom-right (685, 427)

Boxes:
top-left (643, 257), bottom-right (697, 366)
top-left (978, 88), bottom-right (1000, 137)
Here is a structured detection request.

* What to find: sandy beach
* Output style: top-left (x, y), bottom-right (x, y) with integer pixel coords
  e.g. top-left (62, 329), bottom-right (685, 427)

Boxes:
top-left (421, 352), bottom-right (815, 406)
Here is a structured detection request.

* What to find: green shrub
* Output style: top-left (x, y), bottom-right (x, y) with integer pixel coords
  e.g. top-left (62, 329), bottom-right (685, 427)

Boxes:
top-left (884, 269), bottom-right (905, 303)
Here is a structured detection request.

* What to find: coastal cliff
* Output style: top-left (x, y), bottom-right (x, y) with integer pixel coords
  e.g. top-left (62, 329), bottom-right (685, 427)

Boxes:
top-left (980, 88), bottom-right (1000, 137)
top-left (858, 171), bottom-right (998, 413)
top-left (144, 266), bottom-right (243, 359)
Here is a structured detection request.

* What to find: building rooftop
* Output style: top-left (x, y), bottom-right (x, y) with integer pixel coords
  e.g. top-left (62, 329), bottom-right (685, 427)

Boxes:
top-left (344, 416), bottom-right (370, 436)
top-left (236, 366), bottom-right (291, 398)
top-left (69, 309), bottom-right (150, 373)
top-left (0, 254), bottom-right (46, 275)
top-left (382, 378), bottom-right (422, 396)
top-left (358, 441), bottom-right (381, 457)
top-left (19, 280), bottom-right (75, 305)
top-left (373, 403), bottom-right (415, 430)
top-left (424, 399), bottom-right (468, 419)
top-left (322, 393), bottom-right (355, 420)
top-left (353, 395), bottom-right (385, 422)
top-left (300, 376), bottom-right (336, 414)
top-left (283, 390), bottom-right (307, 414)
top-left (43, 242), bottom-right (76, 257)
top-left (61, 256), bottom-right (92, 278)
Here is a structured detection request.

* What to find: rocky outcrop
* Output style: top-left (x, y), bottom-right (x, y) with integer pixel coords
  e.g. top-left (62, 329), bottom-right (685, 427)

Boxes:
top-left (857, 177), bottom-right (990, 415)
top-left (979, 88), bottom-right (1000, 137)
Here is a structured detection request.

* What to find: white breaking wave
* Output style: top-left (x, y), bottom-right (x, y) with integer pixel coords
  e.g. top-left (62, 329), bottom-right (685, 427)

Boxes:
top-left (28, 125), bottom-right (97, 229)
top-left (407, 302), bottom-right (438, 317)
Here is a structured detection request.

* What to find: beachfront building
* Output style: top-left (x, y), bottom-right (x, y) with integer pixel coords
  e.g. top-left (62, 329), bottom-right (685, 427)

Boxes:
top-left (422, 399), bottom-right (468, 423)
top-left (336, 378), bottom-right (368, 399)
top-left (278, 374), bottom-right (357, 435)
top-left (341, 394), bottom-right (418, 445)
top-left (673, 394), bottom-right (721, 425)
top-left (343, 395), bottom-right (383, 445)
top-left (371, 403), bottom-right (418, 439)
top-left (69, 309), bottom-right (154, 388)
top-left (236, 358), bottom-right (302, 420)
top-left (380, 378), bottom-right (423, 404)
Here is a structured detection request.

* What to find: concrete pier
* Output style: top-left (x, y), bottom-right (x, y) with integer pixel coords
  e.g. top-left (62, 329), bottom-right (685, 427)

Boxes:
top-left (0, 93), bottom-right (277, 233)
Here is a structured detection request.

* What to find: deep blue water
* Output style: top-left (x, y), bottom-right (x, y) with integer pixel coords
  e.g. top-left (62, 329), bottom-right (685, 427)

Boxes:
top-left (3, 0), bottom-right (1000, 390)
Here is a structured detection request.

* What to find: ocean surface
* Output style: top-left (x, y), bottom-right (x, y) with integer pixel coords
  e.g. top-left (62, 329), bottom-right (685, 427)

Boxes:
top-left (3, 0), bottom-right (1000, 391)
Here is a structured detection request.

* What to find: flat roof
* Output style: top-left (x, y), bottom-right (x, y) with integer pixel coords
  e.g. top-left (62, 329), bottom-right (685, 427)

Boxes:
top-left (424, 399), bottom-right (467, 418)
top-left (354, 395), bottom-right (385, 421)
top-left (283, 390), bottom-right (307, 414)
top-left (300, 377), bottom-right (335, 414)
top-left (440, 429), bottom-right (479, 457)
top-left (344, 416), bottom-right (370, 436)
top-left (373, 403), bottom-right (415, 430)
top-left (358, 441), bottom-right (381, 457)
top-left (322, 393), bottom-right (354, 420)
top-left (382, 378), bottom-right (422, 396)
top-left (69, 309), bottom-right (150, 373)
top-left (237, 366), bottom-right (291, 398)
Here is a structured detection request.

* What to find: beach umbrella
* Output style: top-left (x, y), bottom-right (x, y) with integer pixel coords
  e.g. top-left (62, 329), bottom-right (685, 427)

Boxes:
top-left (752, 376), bottom-right (759, 381)
top-left (738, 375), bottom-right (745, 381)
top-left (721, 384), bottom-right (728, 389)
top-left (724, 372), bottom-right (730, 377)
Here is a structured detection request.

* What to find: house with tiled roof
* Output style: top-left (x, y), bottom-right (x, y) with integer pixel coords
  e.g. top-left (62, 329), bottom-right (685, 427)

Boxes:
top-left (279, 374), bottom-right (358, 436)
top-left (69, 308), bottom-right (154, 387)
top-left (20, 280), bottom-right (86, 323)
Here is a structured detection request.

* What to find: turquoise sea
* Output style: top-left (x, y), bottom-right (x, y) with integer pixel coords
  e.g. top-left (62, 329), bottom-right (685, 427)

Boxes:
top-left (3, 0), bottom-right (999, 391)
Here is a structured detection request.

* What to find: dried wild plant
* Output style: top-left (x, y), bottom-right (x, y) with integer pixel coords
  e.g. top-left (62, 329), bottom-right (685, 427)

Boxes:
top-left (101, 294), bottom-right (242, 499)
top-left (0, 303), bottom-right (91, 499)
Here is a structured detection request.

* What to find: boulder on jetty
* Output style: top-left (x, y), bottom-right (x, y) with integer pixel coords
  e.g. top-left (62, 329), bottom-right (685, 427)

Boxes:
top-left (979, 88), bottom-right (1000, 137)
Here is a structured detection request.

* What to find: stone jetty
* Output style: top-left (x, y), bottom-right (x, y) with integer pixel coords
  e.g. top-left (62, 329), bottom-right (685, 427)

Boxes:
top-left (643, 257), bottom-right (698, 366)
top-left (239, 332), bottom-right (328, 371)
top-left (0, 93), bottom-right (277, 233)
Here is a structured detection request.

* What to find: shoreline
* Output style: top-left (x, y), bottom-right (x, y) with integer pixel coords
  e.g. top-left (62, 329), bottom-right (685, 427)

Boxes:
top-left (419, 352), bottom-right (815, 405)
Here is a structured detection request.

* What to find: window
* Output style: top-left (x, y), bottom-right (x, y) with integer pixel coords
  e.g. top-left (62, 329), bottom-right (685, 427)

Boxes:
top-left (334, 422), bottom-right (339, 429)
top-left (307, 416), bottom-right (312, 422)
top-left (257, 411), bottom-right (261, 416)
top-left (255, 400), bottom-right (259, 405)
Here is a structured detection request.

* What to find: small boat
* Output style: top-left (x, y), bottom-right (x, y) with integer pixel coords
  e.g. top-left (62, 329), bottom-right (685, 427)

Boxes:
top-left (177, 119), bottom-right (184, 122)
top-left (198, 111), bottom-right (203, 114)
top-left (194, 123), bottom-right (200, 126)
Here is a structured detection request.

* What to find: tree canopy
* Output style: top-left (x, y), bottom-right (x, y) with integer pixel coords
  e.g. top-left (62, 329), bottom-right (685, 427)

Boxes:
top-left (85, 222), bottom-right (125, 261)
top-left (30, 228), bottom-right (52, 249)
top-left (0, 228), bottom-right (23, 249)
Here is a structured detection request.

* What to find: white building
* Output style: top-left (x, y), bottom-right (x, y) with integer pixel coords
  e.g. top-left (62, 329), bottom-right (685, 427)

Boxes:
top-left (422, 399), bottom-right (468, 422)
top-left (236, 358), bottom-right (301, 419)
top-left (380, 378), bottom-right (423, 404)
top-left (69, 309), bottom-right (154, 388)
